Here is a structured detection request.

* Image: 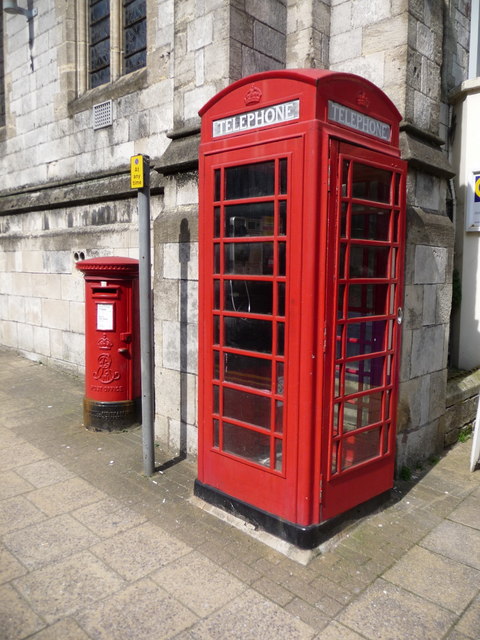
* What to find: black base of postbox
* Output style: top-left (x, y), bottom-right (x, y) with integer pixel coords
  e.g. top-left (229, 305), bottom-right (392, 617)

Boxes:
top-left (194, 479), bottom-right (390, 550)
top-left (83, 397), bottom-right (141, 431)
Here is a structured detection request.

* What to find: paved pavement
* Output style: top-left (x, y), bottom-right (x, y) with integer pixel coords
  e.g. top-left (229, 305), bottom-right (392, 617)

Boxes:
top-left (1, 346), bottom-right (480, 640)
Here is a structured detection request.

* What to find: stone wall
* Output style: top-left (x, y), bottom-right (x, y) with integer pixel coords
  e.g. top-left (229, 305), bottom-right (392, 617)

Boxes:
top-left (0, 0), bottom-right (473, 470)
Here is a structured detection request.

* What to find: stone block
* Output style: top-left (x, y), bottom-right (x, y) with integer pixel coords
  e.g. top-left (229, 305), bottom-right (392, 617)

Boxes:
top-left (254, 21), bottom-right (286, 63)
top-left (329, 29), bottom-right (362, 65)
top-left (25, 298), bottom-right (42, 325)
top-left (42, 299), bottom-right (70, 331)
top-left (246, 0), bottom-right (287, 34)
top-left (155, 368), bottom-right (197, 425)
top-left (156, 279), bottom-right (179, 321)
top-left (414, 245), bottom-right (448, 284)
top-left (363, 14), bottom-right (408, 56)
top-left (429, 369), bottom-right (447, 421)
top-left (162, 320), bottom-right (198, 374)
top-left (17, 323), bottom-right (34, 352)
top-left (352, 0), bottom-right (391, 29)
top-left (422, 284), bottom-right (436, 326)
top-left (33, 326), bottom-right (50, 356)
top-left (165, 418), bottom-right (199, 455)
top-left (163, 241), bottom-right (198, 280)
top-left (330, 2), bottom-right (351, 36)
top-left (397, 374), bottom-right (431, 429)
top-left (187, 13), bottom-right (213, 51)
top-left (331, 52), bottom-right (385, 88)
top-left (410, 324), bottom-right (445, 376)
top-left (231, 6), bottom-right (254, 46)
top-left (404, 284), bottom-right (423, 329)
top-left (436, 282), bottom-right (452, 323)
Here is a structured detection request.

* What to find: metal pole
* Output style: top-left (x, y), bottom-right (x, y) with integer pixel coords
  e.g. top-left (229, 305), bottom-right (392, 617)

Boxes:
top-left (138, 155), bottom-right (155, 476)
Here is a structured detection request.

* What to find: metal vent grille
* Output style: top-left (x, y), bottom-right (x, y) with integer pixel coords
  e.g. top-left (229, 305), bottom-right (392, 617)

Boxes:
top-left (92, 100), bottom-right (113, 129)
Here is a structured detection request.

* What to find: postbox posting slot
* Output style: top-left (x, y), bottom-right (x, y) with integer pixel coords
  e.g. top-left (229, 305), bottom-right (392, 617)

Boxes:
top-left (92, 286), bottom-right (120, 298)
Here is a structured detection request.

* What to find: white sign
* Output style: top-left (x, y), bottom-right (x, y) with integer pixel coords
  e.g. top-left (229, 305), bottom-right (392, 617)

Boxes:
top-left (466, 172), bottom-right (480, 232)
top-left (97, 304), bottom-right (114, 331)
top-left (212, 100), bottom-right (300, 138)
top-left (328, 101), bottom-right (391, 142)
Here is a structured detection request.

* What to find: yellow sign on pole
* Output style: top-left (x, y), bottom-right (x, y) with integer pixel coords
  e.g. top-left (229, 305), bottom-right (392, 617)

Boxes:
top-left (130, 155), bottom-right (144, 189)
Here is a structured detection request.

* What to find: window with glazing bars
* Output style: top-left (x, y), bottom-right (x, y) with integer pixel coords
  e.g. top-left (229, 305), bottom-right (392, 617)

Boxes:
top-left (123, 0), bottom-right (146, 74)
top-left (89, 0), bottom-right (110, 89)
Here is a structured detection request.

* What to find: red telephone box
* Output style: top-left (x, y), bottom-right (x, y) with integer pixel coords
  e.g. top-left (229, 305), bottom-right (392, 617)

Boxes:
top-left (195, 69), bottom-right (406, 548)
top-left (76, 257), bottom-right (140, 431)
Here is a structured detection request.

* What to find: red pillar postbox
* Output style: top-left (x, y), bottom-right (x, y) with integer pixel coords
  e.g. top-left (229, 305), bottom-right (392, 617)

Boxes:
top-left (195, 69), bottom-right (407, 548)
top-left (76, 257), bottom-right (141, 431)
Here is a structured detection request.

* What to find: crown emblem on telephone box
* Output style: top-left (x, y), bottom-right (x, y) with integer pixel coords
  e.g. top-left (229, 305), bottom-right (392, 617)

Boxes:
top-left (245, 85), bottom-right (262, 105)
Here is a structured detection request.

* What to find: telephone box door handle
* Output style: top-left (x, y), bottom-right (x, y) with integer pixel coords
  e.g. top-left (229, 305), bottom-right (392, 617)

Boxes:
top-left (397, 307), bottom-right (403, 325)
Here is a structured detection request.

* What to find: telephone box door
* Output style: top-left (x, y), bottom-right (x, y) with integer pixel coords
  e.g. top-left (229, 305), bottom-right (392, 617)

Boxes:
top-left (320, 141), bottom-right (406, 521)
top-left (198, 138), bottom-right (307, 523)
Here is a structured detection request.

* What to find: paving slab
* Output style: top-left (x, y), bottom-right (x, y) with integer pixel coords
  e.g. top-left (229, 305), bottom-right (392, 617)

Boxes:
top-left (0, 583), bottom-right (46, 640)
top-left (72, 496), bottom-right (148, 538)
top-left (13, 551), bottom-right (126, 624)
top-left (383, 544), bottom-right (480, 613)
top-left (177, 589), bottom-right (316, 639)
top-left (448, 494), bottom-right (480, 530)
top-left (0, 494), bottom-right (46, 535)
top-left (26, 476), bottom-right (107, 516)
top-left (15, 458), bottom-right (76, 488)
top-left (151, 550), bottom-right (247, 616)
top-left (91, 521), bottom-right (191, 581)
top-left (337, 578), bottom-right (457, 640)
top-left (420, 519), bottom-right (480, 570)
top-left (3, 513), bottom-right (100, 570)
top-left (74, 578), bottom-right (198, 640)
top-left (454, 593), bottom-right (480, 639)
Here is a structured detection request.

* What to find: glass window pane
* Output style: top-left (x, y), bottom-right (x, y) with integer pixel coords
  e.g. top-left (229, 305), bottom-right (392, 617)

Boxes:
top-left (225, 202), bottom-right (274, 237)
top-left (280, 159), bottom-right (287, 194)
top-left (224, 317), bottom-right (272, 354)
top-left (214, 280), bottom-right (220, 310)
top-left (223, 388), bottom-right (271, 429)
top-left (213, 385), bottom-right (219, 414)
top-left (344, 356), bottom-right (384, 395)
top-left (346, 320), bottom-right (386, 357)
top-left (350, 245), bottom-right (390, 278)
top-left (279, 201), bottom-right (287, 236)
top-left (343, 391), bottom-right (383, 432)
top-left (214, 244), bottom-right (220, 273)
top-left (214, 351), bottom-right (220, 379)
top-left (277, 322), bottom-right (285, 356)
top-left (278, 243), bottom-right (286, 276)
top-left (278, 282), bottom-right (285, 316)
top-left (340, 202), bottom-right (348, 238)
top-left (214, 207), bottom-right (220, 238)
top-left (224, 242), bottom-right (274, 275)
top-left (351, 164), bottom-right (392, 203)
top-left (223, 422), bottom-right (270, 467)
top-left (213, 419), bottom-right (219, 448)
top-left (341, 427), bottom-right (381, 470)
top-left (275, 439), bottom-right (282, 471)
top-left (275, 401), bottom-right (283, 433)
top-left (351, 205), bottom-right (390, 241)
top-left (225, 162), bottom-right (275, 200)
top-left (224, 353), bottom-right (271, 391)
top-left (276, 361), bottom-right (284, 394)
top-left (213, 316), bottom-right (220, 345)
top-left (224, 280), bottom-right (273, 315)
top-left (214, 169), bottom-right (221, 201)
top-left (348, 283), bottom-right (389, 318)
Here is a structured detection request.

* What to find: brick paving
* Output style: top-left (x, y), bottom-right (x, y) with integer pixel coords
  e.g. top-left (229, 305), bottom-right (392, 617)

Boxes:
top-left (1, 347), bottom-right (480, 639)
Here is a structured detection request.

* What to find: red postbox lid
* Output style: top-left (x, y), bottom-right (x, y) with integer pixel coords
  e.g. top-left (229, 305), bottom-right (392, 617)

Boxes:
top-left (76, 256), bottom-right (139, 276)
